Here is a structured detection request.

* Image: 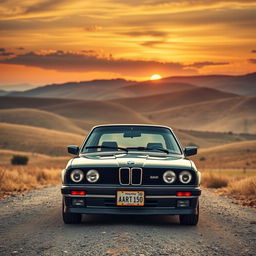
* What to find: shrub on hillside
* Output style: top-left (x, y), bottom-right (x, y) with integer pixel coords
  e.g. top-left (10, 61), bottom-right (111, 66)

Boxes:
top-left (11, 155), bottom-right (29, 165)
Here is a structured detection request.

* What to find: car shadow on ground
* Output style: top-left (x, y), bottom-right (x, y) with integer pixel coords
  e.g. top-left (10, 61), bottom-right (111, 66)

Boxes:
top-left (80, 214), bottom-right (181, 227)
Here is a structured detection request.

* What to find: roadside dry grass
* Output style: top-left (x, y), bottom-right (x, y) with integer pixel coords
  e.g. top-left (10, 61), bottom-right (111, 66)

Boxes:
top-left (0, 150), bottom-right (67, 198)
top-left (0, 165), bottom-right (61, 198)
top-left (202, 170), bottom-right (256, 208)
top-left (0, 166), bottom-right (61, 198)
top-left (202, 172), bottom-right (229, 188)
top-left (229, 176), bottom-right (256, 196)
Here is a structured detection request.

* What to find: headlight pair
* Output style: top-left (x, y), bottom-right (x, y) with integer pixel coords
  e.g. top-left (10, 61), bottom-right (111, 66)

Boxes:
top-left (70, 169), bottom-right (99, 183)
top-left (163, 170), bottom-right (192, 184)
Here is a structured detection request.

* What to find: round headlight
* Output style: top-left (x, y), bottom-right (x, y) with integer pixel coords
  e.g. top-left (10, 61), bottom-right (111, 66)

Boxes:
top-left (179, 171), bottom-right (192, 184)
top-left (163, 170), bottom-right (176, 184)
top-left (86, 169), bottom-right (99, 183)
top-left (70, 169), bottom-right (84, 183)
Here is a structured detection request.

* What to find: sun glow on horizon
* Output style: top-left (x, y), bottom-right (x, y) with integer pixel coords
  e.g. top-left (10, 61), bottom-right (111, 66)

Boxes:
top-left (150, 74), bottom-right (162, 80)
top-left (0, 1), bottom-right (255, 85)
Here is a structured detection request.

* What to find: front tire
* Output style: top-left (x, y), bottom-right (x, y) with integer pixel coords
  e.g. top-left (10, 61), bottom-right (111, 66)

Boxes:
top-left (179, 203), bottom-right (199, 225)
top-left (62, 200), bottom-right (81, 224)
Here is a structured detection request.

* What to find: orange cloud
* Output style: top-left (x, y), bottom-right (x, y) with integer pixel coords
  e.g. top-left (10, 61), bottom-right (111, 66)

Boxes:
top-left (84, 25), bottom-right (102, 32)
top-left (0, 0), bottom-right (255, 85)
top-left (0, 50), bottom-right (197, 76)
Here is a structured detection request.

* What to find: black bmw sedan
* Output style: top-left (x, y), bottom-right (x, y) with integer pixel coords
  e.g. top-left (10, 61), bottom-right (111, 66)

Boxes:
top-left (61, 124), bottom-right (201, 225)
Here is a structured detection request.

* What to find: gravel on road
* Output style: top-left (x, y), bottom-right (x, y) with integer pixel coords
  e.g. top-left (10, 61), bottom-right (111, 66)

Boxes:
top-left (0, 186), bottom-right (255, 256)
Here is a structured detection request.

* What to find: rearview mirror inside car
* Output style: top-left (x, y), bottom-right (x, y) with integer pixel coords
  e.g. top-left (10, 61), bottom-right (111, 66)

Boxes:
top-left (123, 130), bottom-right (142, 138)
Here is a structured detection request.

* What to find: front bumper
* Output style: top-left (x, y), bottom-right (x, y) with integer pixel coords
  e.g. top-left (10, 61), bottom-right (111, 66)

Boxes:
top-left (61, 185), bottom-right (201, 215)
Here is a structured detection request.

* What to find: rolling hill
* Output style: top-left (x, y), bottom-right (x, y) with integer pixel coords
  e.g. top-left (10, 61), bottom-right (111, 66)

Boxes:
top-left (194, 140), bottom-right (256, 168)
top-left (0, 96), bottom-right (70, 109)
top-left (0, 96), bottom-right (152, 124)
top-left (42, 100), bottom-right (151, 123)
top-left (1, 120), bottom-right (255, 158)
top-left (1, 93), bottom-right (255, 135)
top-left (176, 129), bottom-right (256, 148)
top-left (0, 123), bottom-right (84, 156)
top-left (0, 108), bottom-right (86, 135)
top-left (161, 72), bottom-right (256, 96)
top-left (148, 96), bottom-right (256, 133)
top-left (112, 87), bottom-right (237, 113)
top-left (110, 81), bottom-right (196, 98)
top-left (0, 149), bottom-right (69, 167)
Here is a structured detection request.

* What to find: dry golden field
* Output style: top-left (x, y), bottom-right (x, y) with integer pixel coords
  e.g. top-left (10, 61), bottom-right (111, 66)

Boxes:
top-left (0, 166), bottom-right (61, 197)
top-left (0, 150), bottom-right (68, 198)
top-left (201, 170), bottom-right (256, 208)
top-left (194, 140), bottom-right (256, 169)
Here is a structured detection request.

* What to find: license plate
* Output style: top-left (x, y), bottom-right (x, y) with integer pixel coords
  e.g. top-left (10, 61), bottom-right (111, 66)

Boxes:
top-left (116, 191), bottom-right (144, 206)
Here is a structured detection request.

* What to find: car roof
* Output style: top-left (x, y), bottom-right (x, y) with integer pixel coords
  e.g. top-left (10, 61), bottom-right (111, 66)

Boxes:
top-left (91, 124), bottom-right (173, 131)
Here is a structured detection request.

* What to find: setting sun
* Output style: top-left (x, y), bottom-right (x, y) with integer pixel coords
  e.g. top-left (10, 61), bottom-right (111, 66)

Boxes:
top-left (150, 74), bottom-right (162, 80)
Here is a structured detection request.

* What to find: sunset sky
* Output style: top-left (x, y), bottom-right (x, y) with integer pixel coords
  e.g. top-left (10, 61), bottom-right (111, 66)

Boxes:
top-left (0, 0), bottom-right (256, 88)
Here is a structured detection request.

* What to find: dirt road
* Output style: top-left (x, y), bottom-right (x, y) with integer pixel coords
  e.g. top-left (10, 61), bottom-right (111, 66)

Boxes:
top-left (0, 186), bottom-right (255, 256)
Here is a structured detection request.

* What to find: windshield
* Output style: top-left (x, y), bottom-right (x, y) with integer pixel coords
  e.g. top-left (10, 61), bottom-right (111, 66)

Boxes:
top-left (81, 126), bottom-right (182, 154)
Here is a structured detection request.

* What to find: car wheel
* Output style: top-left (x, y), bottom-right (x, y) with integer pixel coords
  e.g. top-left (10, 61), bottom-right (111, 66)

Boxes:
top-left (179, 203), bottom-right (199, 226)
top-left (62, 200), bottom-right (81, 224)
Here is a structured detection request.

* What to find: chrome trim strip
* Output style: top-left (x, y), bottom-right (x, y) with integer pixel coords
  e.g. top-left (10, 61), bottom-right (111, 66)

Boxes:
top-left (63, 194), bottom-right (87, 197)
top-left (146, 195), bottom-right (197, 199)
top-left (62, 185), bottom-right (200, 189)
top-left (86, 194), bottom-right (115, 198)
top-left (63, 194), bottom-right (115, 198)
top-left (63, 194), bottom-right (197, 199)
top-left (131, 167), bottom-right (142, 185)
top-left (119, 167), bottom-right (130, 185)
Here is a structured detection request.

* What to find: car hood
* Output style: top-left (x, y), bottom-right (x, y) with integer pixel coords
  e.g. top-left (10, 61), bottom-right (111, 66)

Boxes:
top-left (69, 153), bottom-right (192, 169)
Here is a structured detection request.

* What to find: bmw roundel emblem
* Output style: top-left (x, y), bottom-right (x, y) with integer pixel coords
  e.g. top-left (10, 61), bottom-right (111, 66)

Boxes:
top-left (127, 161), bottom-right (135, 165)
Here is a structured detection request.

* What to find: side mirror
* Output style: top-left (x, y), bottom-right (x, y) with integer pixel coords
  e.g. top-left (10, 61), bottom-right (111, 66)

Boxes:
top-left (184, 146), bottom-right (197, 157)
top-left (67, 145), bottom-right (80, 155)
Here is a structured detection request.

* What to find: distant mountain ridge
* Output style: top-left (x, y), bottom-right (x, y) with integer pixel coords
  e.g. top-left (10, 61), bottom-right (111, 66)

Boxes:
top-left (9, 79), bottom-right (197, 100)
top-left (162, 72), bottom-right (256, 96)
top-left (9, 79), bottom-right (133, 100)
top-left (7, 73), bottom-right (256, 100)
top-left (0, 90), bottom-right (8, 96)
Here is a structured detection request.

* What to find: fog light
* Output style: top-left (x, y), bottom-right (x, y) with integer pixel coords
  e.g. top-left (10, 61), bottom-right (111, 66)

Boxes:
top-left (72, 198), bottom-right (85, 207)
top-left (177, 200), bottom-right (190, 208)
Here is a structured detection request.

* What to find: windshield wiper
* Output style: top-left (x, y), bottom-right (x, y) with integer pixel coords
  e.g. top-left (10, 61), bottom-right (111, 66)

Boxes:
top-left (126, 147), bottom-right (170, 154)
top-left (85, 146), bottom-right (128, 152)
